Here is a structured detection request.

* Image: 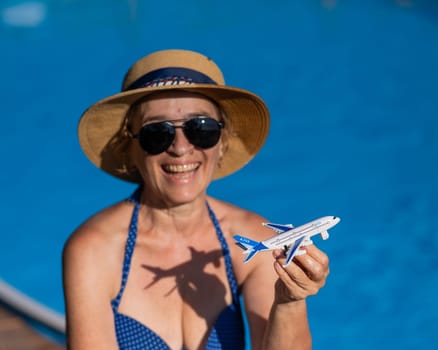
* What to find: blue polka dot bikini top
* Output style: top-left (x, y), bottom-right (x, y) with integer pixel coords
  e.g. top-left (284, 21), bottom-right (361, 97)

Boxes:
top-left (111, 188), bottom-right (245, 350)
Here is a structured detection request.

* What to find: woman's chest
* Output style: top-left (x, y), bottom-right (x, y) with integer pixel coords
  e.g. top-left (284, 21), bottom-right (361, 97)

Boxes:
top-left (117, 242), bottom-right (234, 345)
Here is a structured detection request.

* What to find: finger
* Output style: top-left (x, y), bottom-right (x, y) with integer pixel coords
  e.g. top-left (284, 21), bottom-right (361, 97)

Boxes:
top-left (274, 260), bottom-right (323, 301)
top-left (303, 244), bottom-right (330, 266)
top-left (274, 259), bottom-right (312, 290)
top-left (294, 252), bottom-right (329, 283)
top-left (272, 249), bottom-right (285, 259)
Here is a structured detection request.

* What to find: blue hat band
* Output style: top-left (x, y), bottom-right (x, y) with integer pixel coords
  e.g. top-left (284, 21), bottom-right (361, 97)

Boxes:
top-left (125, 67), bottom-right (218, 91)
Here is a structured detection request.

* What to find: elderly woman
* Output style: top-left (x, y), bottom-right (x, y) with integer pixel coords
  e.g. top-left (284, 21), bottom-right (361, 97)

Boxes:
top-left (63, 49), bottom-right (329, 350)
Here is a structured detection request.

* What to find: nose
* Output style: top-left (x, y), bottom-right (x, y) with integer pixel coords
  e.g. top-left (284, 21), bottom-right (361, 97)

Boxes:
top-left (167, 128), bottom-right (194, 156)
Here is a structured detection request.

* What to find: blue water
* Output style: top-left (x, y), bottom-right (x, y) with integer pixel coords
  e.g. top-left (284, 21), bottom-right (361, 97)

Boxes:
top-left (1, 0), bottom-right (438, 348)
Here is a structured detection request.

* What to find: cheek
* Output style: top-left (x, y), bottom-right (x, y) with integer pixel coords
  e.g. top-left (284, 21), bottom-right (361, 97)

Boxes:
top-left (130, 143), bottom-right (156, 178)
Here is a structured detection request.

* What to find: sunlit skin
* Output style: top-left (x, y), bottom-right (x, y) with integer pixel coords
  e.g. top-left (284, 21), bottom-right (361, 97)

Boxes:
top-left (130, 92), bottom-right (224, 209)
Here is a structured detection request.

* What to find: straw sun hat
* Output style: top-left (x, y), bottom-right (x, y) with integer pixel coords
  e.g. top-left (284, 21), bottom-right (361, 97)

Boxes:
top-left (78, 49), bottom-right (270, 183)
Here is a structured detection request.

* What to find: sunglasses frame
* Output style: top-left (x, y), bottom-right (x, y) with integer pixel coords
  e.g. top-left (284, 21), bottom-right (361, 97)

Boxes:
top-left (132, 116), bottom-right (224, 155)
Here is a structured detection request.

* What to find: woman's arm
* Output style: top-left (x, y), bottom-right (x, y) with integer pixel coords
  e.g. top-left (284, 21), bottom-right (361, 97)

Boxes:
top-left (241, 237), bottom-right (329, 350)
top-left (62, 226), bottom-right (120, 350)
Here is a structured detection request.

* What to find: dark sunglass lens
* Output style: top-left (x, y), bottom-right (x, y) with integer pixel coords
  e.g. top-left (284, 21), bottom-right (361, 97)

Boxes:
top-left (138, 122), bottom-right (175, 155)
top-left (184, 118), bottom-right (222, 149)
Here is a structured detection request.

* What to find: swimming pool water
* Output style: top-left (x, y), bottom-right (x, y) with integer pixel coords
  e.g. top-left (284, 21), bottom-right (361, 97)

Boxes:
top-left (1, 0), bottom-right (438, 348)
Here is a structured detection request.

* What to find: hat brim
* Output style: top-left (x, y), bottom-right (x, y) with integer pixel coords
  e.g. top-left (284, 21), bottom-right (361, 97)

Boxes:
top-left (78, 84), bottom-right (269, 183)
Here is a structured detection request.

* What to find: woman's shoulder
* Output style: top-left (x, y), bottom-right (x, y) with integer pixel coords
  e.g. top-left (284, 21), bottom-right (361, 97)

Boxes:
top-left (207, 197), bottom-right (271, 241)
top-left (63, 200), bottom-right (134, 268)
top-left (62, 200), bottom-right (136, 304)
top-left (207, 198), bottom-right (277, 283)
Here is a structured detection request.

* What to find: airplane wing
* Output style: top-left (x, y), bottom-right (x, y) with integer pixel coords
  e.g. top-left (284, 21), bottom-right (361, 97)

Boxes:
top-left (263, 222), bottom-right (294, 234)
top-left (284, 236), bottom-right (306, 267)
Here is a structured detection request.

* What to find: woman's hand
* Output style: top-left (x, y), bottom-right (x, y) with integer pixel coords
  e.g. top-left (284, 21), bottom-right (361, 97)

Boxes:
top-left (272, 244), bottom-right (329, 303)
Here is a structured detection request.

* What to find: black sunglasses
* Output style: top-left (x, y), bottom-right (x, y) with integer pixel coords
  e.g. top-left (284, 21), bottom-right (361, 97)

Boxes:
top-left (132, 116), bottom-right (224, 155)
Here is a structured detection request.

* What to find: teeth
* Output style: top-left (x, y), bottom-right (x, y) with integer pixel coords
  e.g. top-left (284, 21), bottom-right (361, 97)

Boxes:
top-left (164, 163), bottom-right (198, 173)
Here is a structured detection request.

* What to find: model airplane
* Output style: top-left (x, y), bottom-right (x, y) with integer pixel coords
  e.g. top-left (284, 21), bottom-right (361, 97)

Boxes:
top-left (234, 216), bottom-right (340, 267)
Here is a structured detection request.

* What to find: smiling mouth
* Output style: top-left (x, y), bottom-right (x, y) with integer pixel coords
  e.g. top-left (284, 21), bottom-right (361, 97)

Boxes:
top-left (162, 163), bottom-right (200, 174)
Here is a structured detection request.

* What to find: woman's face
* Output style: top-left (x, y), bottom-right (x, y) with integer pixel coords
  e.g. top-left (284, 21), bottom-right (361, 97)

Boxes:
top-left (131, 91), bottom-right (224, 207)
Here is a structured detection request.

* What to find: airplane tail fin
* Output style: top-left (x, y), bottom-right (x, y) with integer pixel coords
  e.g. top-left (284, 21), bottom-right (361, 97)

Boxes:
top-left (233, 235), bottom-right (267, 264)
top-left (243, 249), bottom-right (259, 263)
top-left (233, 235), bottom-right (259, 251)
top-left (233, 235), bottom-right (260, 263)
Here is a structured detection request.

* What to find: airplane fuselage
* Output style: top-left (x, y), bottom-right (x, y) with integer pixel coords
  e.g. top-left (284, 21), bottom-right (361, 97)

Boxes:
top-left (263, 216), bottom-right (340, 249)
